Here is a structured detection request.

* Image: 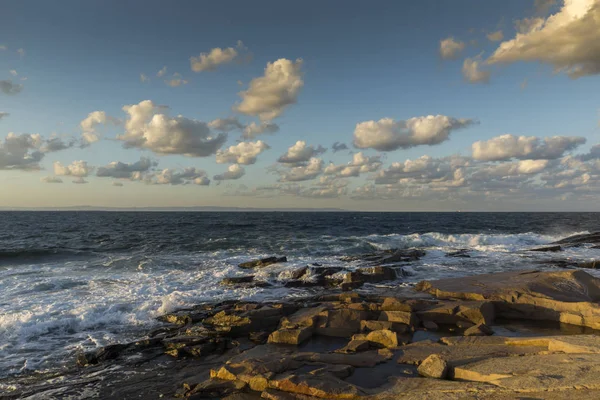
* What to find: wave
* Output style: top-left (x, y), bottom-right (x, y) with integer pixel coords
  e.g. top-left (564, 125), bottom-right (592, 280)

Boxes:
top-left (0, 248), bottom-right (96, 265)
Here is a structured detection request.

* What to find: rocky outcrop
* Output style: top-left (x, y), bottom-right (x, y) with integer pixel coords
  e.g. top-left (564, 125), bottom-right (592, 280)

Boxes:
top-left (416, 269), bottom-right (600, 329)
top-left (552, 231), bottom-right (600, 247)
top-left (239, 256), bottom-right (288, 269)
top-left (417, 354), bottom-right (448, 379)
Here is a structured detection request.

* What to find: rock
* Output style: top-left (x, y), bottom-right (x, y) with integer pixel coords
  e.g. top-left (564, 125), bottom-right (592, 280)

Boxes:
top-left (183, 378), bottom-right (247, 398)
top-left (280, 306), bottom-right (328, 329)
top-left (417, 301), bottom-right (495, 326)
top-left (315, 309), bottom-right (370, 337)
top-left (239, 256), bottom-right (287, 269)
top-left (416, 270), bottom-right (600, 329)
top-left (360, 320), bottom-right (410, 334)
top-left (552, 232), bottom-right (600, 247)
top-left (417, 354), bottom-right (448, 379)
top-left (356, 266), bottom-right (398, 282)
top-left (422, 321), bottom-right (438, 331)
top-left (379, 310), bottom-right (419, 327)
top-left (268, 327), bottom-right (313, 345)
top-left (222, 276), bottom-right (256, 285)
top-left (578, 260), bottom-right (600, 269)
top-left (446, 249), bottom-right (471, 258)
top-left (261, 388), bottom-right (321, 399)
top-left (366, 329), bottom-right (404, 348)
top-left (464, 323), bottom-right (494, 336)
top-left (455, 320), bottom-right (475, 329)
top-left (309, 364), bottom-right (354, 379)
top-left (339, 248), bottom-right (425, 264)
top-left (293, 349), bottom-right (393, 367)
top-left (335, 339), bottom-right (370, 353)
top-left (528, 245), bottom-right (562, 252)
top-left (249, 331), bottom-right (270, 344)
top-left (268, 372), bottom-right (364, 399)
top-left (289, 266), bottom-right (309, 280)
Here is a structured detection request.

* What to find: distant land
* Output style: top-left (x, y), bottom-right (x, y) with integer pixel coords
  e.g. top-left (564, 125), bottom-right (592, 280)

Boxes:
top-left (0, 206), bottom-right (349, 212)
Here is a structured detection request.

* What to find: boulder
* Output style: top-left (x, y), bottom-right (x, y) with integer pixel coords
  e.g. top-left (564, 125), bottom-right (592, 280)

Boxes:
top-left (552, 232), bottom-right (600, 247)
top-left (335, 339), bottom-right (370, 353)
top-left (463, 323), bottom-right (494, 336)
top-left (360, 320), bottom-right (410, 334)
top-left (239, 256), bottom-right (287, 269)
top-left (268, 372), bottom-right (364, 399)
top-left (315, 309), bottom-right (370, 337)
top-left (222, 276), bottom-right (256, 285)
top-left (293, 349), bottom-right (393, 367)
top-left (417, 301), bottom-right (495, 326)
top-left (182, 378), bottom-right (247, 398)
top-left (417, 354), bottom-right (448, 379)
top-left (356, 266), bottom-right (398, 282)
top-left (416, 270), bottom-right (600, 329)
top-left (422, 321), bottom-right (438, 331)
top-left (280, 306), bottom-right (328, 329)
top-left (268, 327), bottom-right (313, 345)
top-left (289, 266), bottom-right (309, 280)
top-left (365, 329), bottom-right (405, 348)
top-left (339, 249), bottom-right (425, 264)
top-left (379, 310), bottom-right (419, 327)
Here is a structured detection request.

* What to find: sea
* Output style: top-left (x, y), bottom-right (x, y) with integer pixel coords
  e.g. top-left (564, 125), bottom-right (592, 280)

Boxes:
top-left (1, 211), bottom-right (599, 381)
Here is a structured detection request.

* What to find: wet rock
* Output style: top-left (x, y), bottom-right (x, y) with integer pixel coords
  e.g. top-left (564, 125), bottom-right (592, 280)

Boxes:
top-left (528, 245), bottom-right (562, 252)
top-left (578, 260), bottom-right (600, 269)
top-left (339, 248), bottom-right (425, 264)
top-left (290, 266), bottom-right (309, 280)
top-left (280, 306), bottom-right (328, 329)
top-left (422, 321), bottom-right (438, 331)
top-left (417, 301), bottom-right (495, 326)
top-left (552, 232), bottom-right (600, 247)
top-left (356, 266), bottom-right (398, 282)
top-left (268, 327), bottom-right (313, 345)
top-left (417, 354), bottom-right (448, 379)
top-left (416, 270), bottom-right (600, 329)
top-left (293, 349), bottom-right (393, 367)
top-left (309, 364), bottom-right (354, 379)
top-left (239, 256), bottom-right (287, 269)
top-left (315, 309), bottom-right (371, 338)
top-left (261, 388), bottom-right (321, 399)
top-left (335, 339), bottom-right (370, 353)
top-left (249, 331), bottom-right (270, 344)
top-left (181, 379), bottom-right (247, 398)
top-left (379, 310), bottom-right (419, 327)
top-left (222, 276), bottom-right (256, 285)
top-left (446, 249), bottom-right (471, 258)
top-left (268, 372), bottom-right (364, 399)
top-left (464, 323), bottom-right (494, 336)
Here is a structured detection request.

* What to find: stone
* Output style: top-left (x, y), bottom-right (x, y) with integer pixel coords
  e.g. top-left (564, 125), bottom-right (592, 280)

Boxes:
top-left (335, 339), bottom-right (370, 353)
top-left (315, 309), bottom-right (370, 337)
top-left (578, 260), bottom-right (600, 269)
top-left (249, 331), bottom-right (270, 344)
top-left (280, 307), bottom-right (328, 329)
top-left (422, 321), bottom-right (438, 331)
top-left (309, 364), bottom-right (354, 379)
top-left (417, 301), bottom-right (495, 326)
top-left (222, 276), bottom-right (256, 285)
top-left (268, 372), bottom-right (364, 399)
top-left (261, 388), bottom-right (321, 400)
top-left (416, 270), bottom-right (600, 329)
top-left (552, 232), bottom-right (600, 247)
top-left (293, 349), bottom-right (393, 367)
top-left (464, 323), bottom-right (494, 336)
top-left (417, 354), bottom-right (448, 379)
top-left (184, 378), bottom-right (247, 398)
top-left (289, 266), bottom-right (309, 280)
top-left (379, 310), bottom-right (419, 327)
top-left (356, 266), bottom-right (398, 282)
top-left (528, 245), bottom-right (562, 252)
top-left (360, 320), bottom-right (410, 334)
top-left (366, 329), bottom-right (402, 348)
top-left (239, 256), bottom-right (287, 269)
top-left (268, 327), bottom-right (313, 345)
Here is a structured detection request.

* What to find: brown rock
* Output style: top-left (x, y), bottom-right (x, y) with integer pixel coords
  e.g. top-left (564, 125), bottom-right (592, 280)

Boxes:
top-left (366, 329), bottom-right (402, 348)
top-left (293, 349), bottom-right (393, 367)
top-left (379, 310), bottom-right (419, 327)
top-left (417, 301), bottom-right (495, 326)
top-left (464, 323), bottom-right (494, 336)
top-left (315, 309), bottom-right (370, 338)
top-left (417, 354), bottom-right (448, 379)
top-left (268, 327), bottom-right (313, 345)
top-left (184, 378), bottom-right (247, 398)
top-left (268, 372), bottom-right (364, 399)
top-left (422, 321), bottom-right (438, 331)
top-left (360, 320), bottom-right (410, 334)
top-left (239, 256), bottom-right (287, 269)
top-left (335, 339), bottom-right (370, 353)
top-left (280, 307), bottom-right (328, 329)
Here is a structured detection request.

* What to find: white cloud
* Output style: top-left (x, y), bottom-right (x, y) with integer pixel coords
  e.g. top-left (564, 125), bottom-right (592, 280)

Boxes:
top-left (209, 117), bottom-right (245, 132)
top-left (54, 160), bottom-right (93, 177)
top-left (216, 140), bottom-right (270, 165)
top-left (487, 30), bottom-right (504, 42)
top-left (324, 152), bottom-right (382, 177)
top-left (235, 58), bottom-right (303, 121)
top-left (354, 115), bottom-right (475, 151)
top-left (214, 163), bottom-right (245, 181)
top-left (117, 100), bottom-right (227, 157)
top-left (40, 137), bottom-right (74, 153)
top-left (151, 167), bottom-right (209, 185)
top-left (278, 157), bottom-right (323, 182)
top-left (80, 111), bottom-right (118, 146)
top-left (0, 112), bottom-right (9, 120)
top-left (472, 134), bottom-right (586, 161)
top-left (0, 133), bottom-right (44, 170)
top-left (487, 0), bottom-right (600, 78)
top-left (96, 157), bottom-right (157, 179)
top-left (463, 55), bottom-right (491, 84)
top-left (41, 176), bottom-right (62, 184)
top-left (156, 66), bottom-right (167, 77)
top-left (242, 121), bottom-right (280, 139)
top-left (440, 37), bottom-right (466, 60)
top-left (0, 80), bottom-right (23, 95)
top-left (471, 159), bottom-right (550, 180)
top-left (165, 73), bottom-right (188, 87)
top-left (140, 73), bottom-right (149, 83)
top-left (277, 141), bottom-right (326, 164)
top-left (190, 41), bottom-right (246, 72)
top-left (9, 70), bottom-right (17, 76)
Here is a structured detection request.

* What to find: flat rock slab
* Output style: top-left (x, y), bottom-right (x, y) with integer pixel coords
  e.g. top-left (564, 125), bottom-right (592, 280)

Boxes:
top-left (416, 270), bottom-right (600, 329)
top-left (453, 353), bottom-right (600, 392)
top-left (440, 334), bottom-right (600, 354)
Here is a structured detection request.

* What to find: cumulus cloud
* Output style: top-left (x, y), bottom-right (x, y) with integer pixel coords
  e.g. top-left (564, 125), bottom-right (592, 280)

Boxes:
top-left (156, 66), bottom-right (167, 77)
top-left (536, 0), bottom-right (557, 14)
top-left (487, 0), bottom-right (600, 78)
top-left (41, 176), bottom-right (63, 183)
top-left (324, 152), bottom-right (382, 178)
top-left (463, 55), bottom-right (491, 84)
top-left (440, 37), bottom-right (466, 60)
top-left (80, 111), bottom-right (118, 146)
top-left (190, 41), bottom-right (247, 72)
top-left (243, 121), bottom-right (280, 139)
top-left (140, 73), bottom-right (149, 83)
top-left (354, 115), bottom-right (475, 151)
top-left (151, 167), bottom-right (209, 185)
top-left (214, 164), bottom-right (245, 181)
top-left (96, 157), bottom-right (157, 180)
top-left (0, 80), bottom-right (23, 95)
top-left (0, 112), bottom-right (9, 120)
top-left (472, 134), bottom-right (586, 161)
top-left (216, 140), bottom-right (270, 165)
top-left (40, 137), bottom-right (74, 153)
top-left (332, 142), bottom-right (349, 153)
top-left (0, 133), bottom-right (44, 170)
top-left (117, 100), bottom-right (227, 157)
top-left (579, 144), bottom-right (600, 161)
top-left (235, 58), bottom-right (304, 121)
top-left (471, 159), bottom-right (550, 181)
top-left (487, 30), bottom-right (504, 42)
top-left (54, 160), bottom-right (93, 177)
top-left (209, 117), bottom-right (245, 132)
top-left (277, 141), bottom-right (326, 164)
top-left (9, 70), bottom-right (17, 76)
top-left (165, 73), bottom-right (189, 87)
top-left (278, 157), bottom-right (323, 182)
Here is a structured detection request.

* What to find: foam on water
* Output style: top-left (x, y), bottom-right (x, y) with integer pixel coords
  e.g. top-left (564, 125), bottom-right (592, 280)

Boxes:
top-left (1, 228), bottom-right (599, 381)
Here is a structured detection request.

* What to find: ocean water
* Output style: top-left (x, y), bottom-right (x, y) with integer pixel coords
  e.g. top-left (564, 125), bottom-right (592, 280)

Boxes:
top-left (1, 211), bottom-right (599, 380)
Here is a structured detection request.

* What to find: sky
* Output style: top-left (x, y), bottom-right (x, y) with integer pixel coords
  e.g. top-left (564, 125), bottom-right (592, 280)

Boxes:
top-left (1, 0), bottom-right (599, 211)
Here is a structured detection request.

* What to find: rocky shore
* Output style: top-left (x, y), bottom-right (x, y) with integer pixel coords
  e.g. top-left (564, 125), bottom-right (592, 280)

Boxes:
top-left (3, 232), bottom-right (600, 400)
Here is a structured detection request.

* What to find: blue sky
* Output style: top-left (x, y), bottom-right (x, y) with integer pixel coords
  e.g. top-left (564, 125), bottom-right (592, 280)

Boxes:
top-left (1, 0), bottom-right (599, 210)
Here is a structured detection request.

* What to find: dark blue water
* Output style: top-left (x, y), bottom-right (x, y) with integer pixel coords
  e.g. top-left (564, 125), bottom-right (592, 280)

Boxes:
top-left (0, 211), bottom-right (599, 380)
